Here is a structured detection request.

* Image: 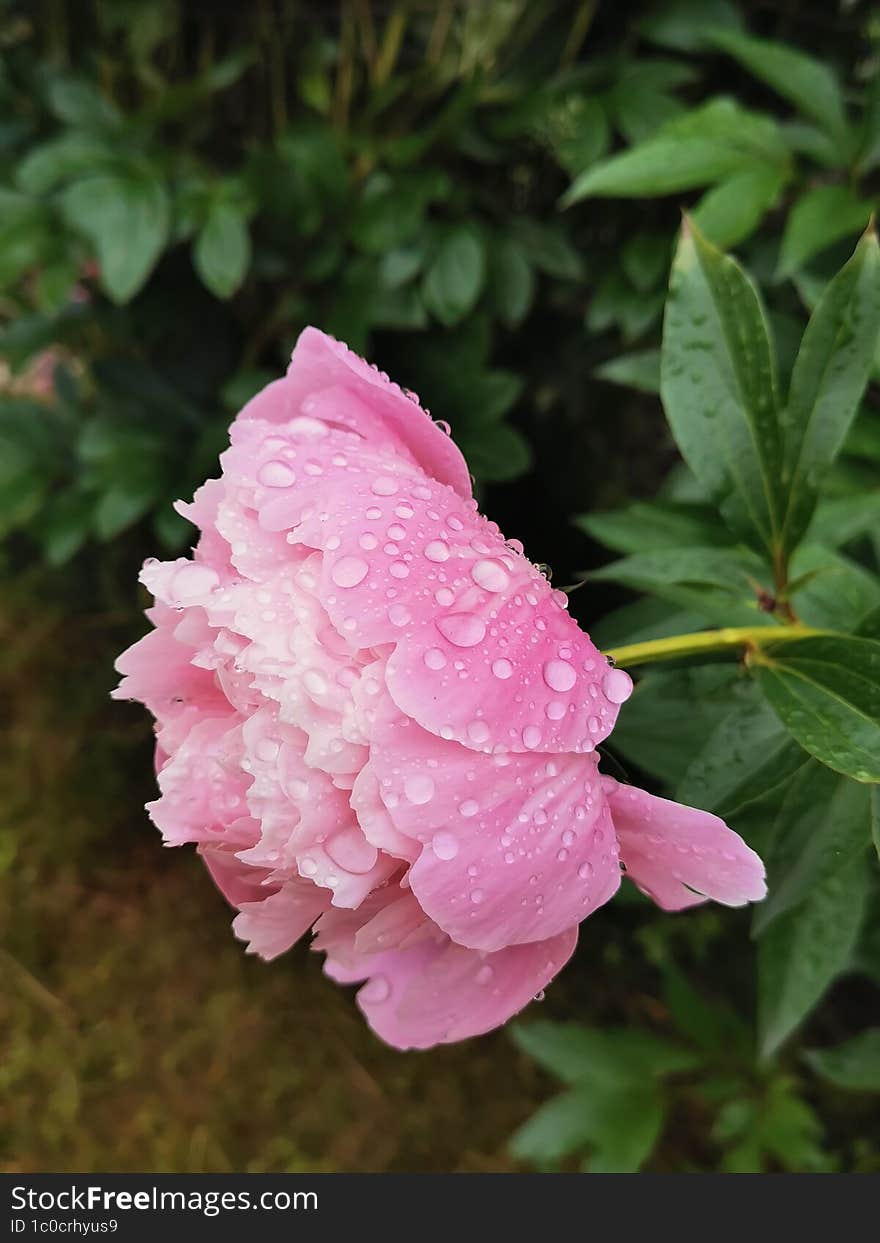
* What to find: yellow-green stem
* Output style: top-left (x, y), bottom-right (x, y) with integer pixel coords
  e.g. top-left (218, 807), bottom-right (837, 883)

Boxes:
top-left (604, 624), bottom-right (825, 670)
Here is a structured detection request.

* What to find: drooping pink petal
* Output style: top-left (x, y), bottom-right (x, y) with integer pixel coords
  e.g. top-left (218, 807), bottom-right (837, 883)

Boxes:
top-left (605, 778), bottom-right (767, 911)
top-left (321, 923), bottom-right (579, 1050)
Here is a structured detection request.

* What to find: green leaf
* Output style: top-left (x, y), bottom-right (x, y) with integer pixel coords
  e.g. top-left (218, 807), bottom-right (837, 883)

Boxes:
top-left (46, 76), bottom-right (123, 131)
top-left (692, 163), bottom-right (786, 249)
top-left (563, 99), bottom-right (785, 203)
top-left (708, 30), bottom-right (849, 145)
top-left (575, 501), bottom-right (730, 555)
top-left (804, 1029), bottom-right (880, 1091)
top-left (509, 218), bottom-right (583, 281)
top-left (809, 491), bottom-right (880, 549)
top-left (779, 231), bottom-right (880, 557)
top-left (758, 853), bottom-right (870, 1057)
top-left (676, 688), bottom-right (807, 818)
top-left (512, 1022), bottom-right (696, 1087)
top-left (193, 201), bottom-right (251, 299)
top-left (787, 545), bottom-right (880, 632)
top-left (60, 173), bottom-right (170, 303)
top-left (16, 132), bottom-right (113, 194)
top-left (488, 237), bottom-right (535, 328)
top-left (754, 763), bottom-right (872, 933)
top-left (509, 1088), bottom-right (604, 1163)
top-left (777, 187), bottom-right (873, 279)
top-left (755, 634), bottom-right (880, 783)
top-left (661, 219), bottom-right (782, 555)
top-left (593, 348), bottom-right (661, 394)
top-left (422, 226), bottom-right (486, 326)
top-left (639, 0), bottom-right (744, 52)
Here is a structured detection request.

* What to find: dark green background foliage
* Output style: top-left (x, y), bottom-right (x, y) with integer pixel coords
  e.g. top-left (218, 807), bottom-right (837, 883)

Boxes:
top-left (2, 0), bottom-right (880, 1174)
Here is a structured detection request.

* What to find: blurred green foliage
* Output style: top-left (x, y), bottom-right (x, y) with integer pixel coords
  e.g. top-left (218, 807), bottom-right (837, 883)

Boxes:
top-left (2, 0), bottom-right (880, 1175)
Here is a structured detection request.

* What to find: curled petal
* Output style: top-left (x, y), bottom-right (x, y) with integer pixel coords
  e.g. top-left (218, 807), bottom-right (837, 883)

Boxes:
top-left (605, 778), bottom-right (767, 911)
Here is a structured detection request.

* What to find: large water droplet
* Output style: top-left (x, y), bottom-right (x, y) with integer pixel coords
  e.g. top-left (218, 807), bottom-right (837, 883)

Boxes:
top-left (603, 668), bottom-right (633, 704)
top-left (331, 556), bottom-right (368, 588)
top-left (471, 559), bottom-right (509, 593)
top-left (258, 460), bottom-right (297, 487)
top-left (404, 774), bottom-right (435, 805)
top-left (459, 799), bottom-right (479, 818)
top-left (522, 725), bottom-right (541, 749)
top-left (432, 831), bottom-right (459, 860)
top-left (424, 540), bottom-right (450, 563)
top-left (492, 658), bottom-right (513, 680)
top-left (424, 647), bottom-right (447, 670)
top-left (436, 613), bottom-right (486, 647)
top-left (466, 720), bottom-right (490, 745)
top-left (371, 477), bottom-right (398, 496)
top-left (543, 659), bottom-right (576, 692)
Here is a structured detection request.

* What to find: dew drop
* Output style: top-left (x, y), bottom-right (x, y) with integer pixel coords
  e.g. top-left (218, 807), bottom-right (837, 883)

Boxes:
top-left (603, 668), bottom-right (633, 704)
top-left (432, 831), bottom-right (459, 860)
top-left (466, 720), bottom-right (490, 745)
top-left (404, 774), bottom-right (436, 805)
top-left (491, 658), bottom-right (513, 680)
top-left (522, 724), bottom-right (541, 749)
top-left (471, 558), bottom-right (509, 593)
top-left (372, 476), bottom-right (398, 496)
top-left (360, 975), bottom-right (391, 1004)
top-left (459, 799), bottom-right (479, 818)
top-left (436, 612), bottom-right (486, 647)
top-left (424, 540), bottom-right (450, 563)
top-left (543, 659), bottom-right (576, 693)
top-left (424, 647), bottom-right (447, 670)
top-left (257, 460), bottom-right (296, 488)
top-left (331, 556), bottom-right (368, 588)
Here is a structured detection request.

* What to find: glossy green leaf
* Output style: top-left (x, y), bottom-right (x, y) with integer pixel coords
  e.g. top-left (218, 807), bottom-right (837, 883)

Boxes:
top-left (758, 854), bottom-right (870, 1057)
top-left (756, 635), bottom-right (880, 783)
top-left (193, 201), bottom-right (251, 299)
top-left (575, 501), bottom-right (730, 555)
top-left (661, 220), bottom-right (782, 553)
top-left (563, 100), bottom-right (785, 203)
top-left (754, 763), bottom-right (872, 933)
top-left (708, 30), bottom-right (849, 145)
top-left (779, 231), bottom-right (880, 558)
top-left (804, 1029), bottom-right (880, 1091)
top-left (692, 163), bottom-right (786, 249)
top-left (60, 173), bottom-right (170, 303)
top-left (488, 237), bottom-right (535, 328)
top-left (777, 187), bottom-right (872, 279)
top-left (676, 688), bottom-right (807, 818)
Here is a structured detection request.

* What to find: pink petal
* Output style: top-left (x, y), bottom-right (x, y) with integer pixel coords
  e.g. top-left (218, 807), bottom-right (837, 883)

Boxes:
top-left (238, 327), bottom-right (473, 498)
top-left (367, 697), bottom-right (620, 951)
top-left (322, 926), bottom-right (578, 1050)
top-left (605, 778), bottom-right (767, 911)
top-left (233, 880), bottom-right (331, 960)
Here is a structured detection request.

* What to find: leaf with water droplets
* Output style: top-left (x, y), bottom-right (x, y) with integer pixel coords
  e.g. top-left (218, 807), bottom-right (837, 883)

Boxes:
top-left (755, 634), bottom-right (880, 783)
top-left (753, 762), bottom-right (873, 934)
top-left (779, 229), bottom-right (880, 561)
top-left (661, 218), bottom-right (783, 556)
top-left (758, 852), bottom-right (870, 1058)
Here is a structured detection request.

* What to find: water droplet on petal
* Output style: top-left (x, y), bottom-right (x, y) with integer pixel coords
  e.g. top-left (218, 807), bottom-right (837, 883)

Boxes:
top-left (466, 720), bottom-right (490, 745)
top-left (432, 831), bottom-right (459, 860)
top-left (471, 559), bottom-right (509, 593)
top-left (403, 774), bottom-right (436, 806)
top-left (424, 647), bottom-right (447, 670)
top-left (372, 476), bottom-right (398, 496)
top-left (522, 725), bottom-right (541, 749)
top-left (492, 658), bottom-right (513, 680)
top-left (424, 540), bottom-right (450, 563)
top-left (459, 799), bottom-right (479, 818)
top-left (603, 668), bottom-right (633, 704)
top-left (258, 460), bottom-right (296, 487)
top-left (436, 613), bottom-right (486, 647)
top-left (543, 659), bottom-right (576, 692)
top-left (388, 603), bottom-right (411, 627)
top-left (331, 556), bottom-right (368, 588)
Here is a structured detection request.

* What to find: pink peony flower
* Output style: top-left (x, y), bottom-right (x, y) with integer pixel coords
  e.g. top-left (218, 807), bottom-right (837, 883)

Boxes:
top-left (114, 328), bottom-right (766, 1050)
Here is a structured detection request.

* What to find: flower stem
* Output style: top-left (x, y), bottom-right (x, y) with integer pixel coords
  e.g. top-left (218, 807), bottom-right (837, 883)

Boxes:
top-left (604, 624), bottom-right (825, 670)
